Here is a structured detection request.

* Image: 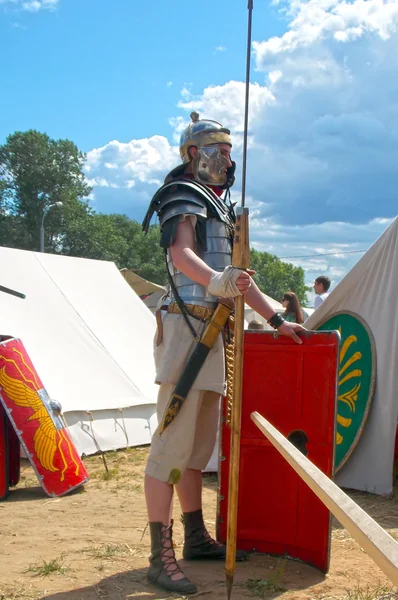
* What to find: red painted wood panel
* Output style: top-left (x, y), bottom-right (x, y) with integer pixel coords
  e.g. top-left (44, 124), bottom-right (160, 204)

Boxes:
top-left (217, 330), bottom-right (339, 573)
top-left (0, 338), bottom-right (89, 497)
top-left (0, 402), bottom-right (9, 501)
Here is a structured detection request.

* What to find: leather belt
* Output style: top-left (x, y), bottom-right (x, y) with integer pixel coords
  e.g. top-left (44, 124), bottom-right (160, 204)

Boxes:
top-left (165, 302), bottom-right (215, 322)
top-left (156, 302), bottom-right (216, 347)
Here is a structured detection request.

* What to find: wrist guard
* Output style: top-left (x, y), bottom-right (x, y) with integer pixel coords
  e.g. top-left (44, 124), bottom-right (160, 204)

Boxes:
top-left (267, 312), bottom-right (285, 330)
top-left (208, 266), bottom-right (242, 298)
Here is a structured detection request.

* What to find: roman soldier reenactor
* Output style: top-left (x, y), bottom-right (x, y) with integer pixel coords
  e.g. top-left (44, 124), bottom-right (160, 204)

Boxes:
top-left (142, 111), bottom-right (304, 594)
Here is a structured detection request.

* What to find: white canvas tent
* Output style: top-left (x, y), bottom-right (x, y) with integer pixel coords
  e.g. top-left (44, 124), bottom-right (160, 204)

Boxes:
top-left (0, 247), bottom-right (158, 456)
top-left (305, 216), bottom-right (398, 495)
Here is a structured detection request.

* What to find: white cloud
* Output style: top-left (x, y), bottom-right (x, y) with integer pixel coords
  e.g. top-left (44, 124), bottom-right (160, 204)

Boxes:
top-left (85, 136), bottom-right (179, 214)
top-left (180, 86), bottom-right (192, 100)
top-left (215, 45), bottom-right (227, 52)
top-left (249, 216), bottom-right (393, 302)
top-left (253, 0), bottom-right (398, 60)
top-left (269, 70), bottom-right (282, 84)
top-left (85, 81), bottom-right (273, 213)
top-left (85, 177), bottom-right (119, 189)
top-left (178, 81), bottom-right (274, 135)
top-left (243, 0), bottom-right (398, 229)
top-left (85, 0), bottom-right (398, 285)
top-left (1, 0), bottom-right (58, 10)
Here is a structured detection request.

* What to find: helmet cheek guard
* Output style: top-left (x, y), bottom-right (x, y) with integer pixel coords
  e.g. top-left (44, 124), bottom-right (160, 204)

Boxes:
top-left (191, 145), bottom-right (234, 188)
top-left (225, 160), bottom-right (236, 189)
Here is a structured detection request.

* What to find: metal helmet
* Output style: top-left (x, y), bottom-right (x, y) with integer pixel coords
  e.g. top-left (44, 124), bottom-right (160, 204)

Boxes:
top-left (179, 111), bottom-right (235, 189)
top-left (179, 111), bottom-right (232, 163)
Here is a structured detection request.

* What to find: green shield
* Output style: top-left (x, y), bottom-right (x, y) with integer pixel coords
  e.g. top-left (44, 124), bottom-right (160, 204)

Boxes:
top-left (316, 311), bottom-right (376, 472)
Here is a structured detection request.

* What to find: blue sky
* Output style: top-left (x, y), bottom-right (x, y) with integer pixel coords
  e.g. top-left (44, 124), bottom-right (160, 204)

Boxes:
top-left (1, 0), bottom-right (285, 150)
top-left (2, 0), bottom-right (398, 304)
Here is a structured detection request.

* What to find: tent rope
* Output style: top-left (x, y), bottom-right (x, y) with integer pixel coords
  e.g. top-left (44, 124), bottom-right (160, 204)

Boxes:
top-left (118, 408), bottom-right (129, 449)
top-left (86, 411), bottom-right (109, 474)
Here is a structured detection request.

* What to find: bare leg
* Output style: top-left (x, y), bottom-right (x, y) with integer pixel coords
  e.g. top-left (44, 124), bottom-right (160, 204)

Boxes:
top-left (175, 468), bottom-right (202, 512)
top-left (144, 474), bottom-right (174, 523)
top-left (144, 383), bottom-right (204, 589)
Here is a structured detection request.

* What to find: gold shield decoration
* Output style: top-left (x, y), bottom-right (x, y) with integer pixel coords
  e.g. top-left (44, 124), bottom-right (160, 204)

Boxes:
top-left (317, 311), bottom-right (376, 472)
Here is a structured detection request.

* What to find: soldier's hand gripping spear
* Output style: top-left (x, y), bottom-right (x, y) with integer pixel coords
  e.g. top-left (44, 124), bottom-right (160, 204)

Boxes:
top-left (225, 1), bottom-right (254, 599)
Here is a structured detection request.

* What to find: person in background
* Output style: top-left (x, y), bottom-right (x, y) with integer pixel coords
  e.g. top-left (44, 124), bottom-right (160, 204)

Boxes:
top-left (248, 319), bottom-right (264, 330)
top-left (281, 291), bottom-right (304, 324)
top-left (314, 276), bottom-right (331, 309)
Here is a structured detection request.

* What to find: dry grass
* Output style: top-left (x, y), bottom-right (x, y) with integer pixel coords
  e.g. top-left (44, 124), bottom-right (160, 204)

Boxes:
top-left (83, 543), bottom-right (135, 561)
top-left (238, 559), bottom-right (287, 597)
top-left (238, 577), bottom-right (286, 597)
top-left (0, 583), bottom-right (39, 600)
top-left (317, 586), bottom-right (398, 600)
top-left (89, 466), bottom-right (120, 481)
top-left (82, 447), bottom-right (149, 488)
top-left (3, 448), bottom-right (398, 600)
top-left (23, 556), bottom-right (69, 578)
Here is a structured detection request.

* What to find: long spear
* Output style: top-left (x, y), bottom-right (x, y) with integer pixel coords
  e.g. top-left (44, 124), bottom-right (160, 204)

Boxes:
top-left (225, 1), bottom-right (254, 599)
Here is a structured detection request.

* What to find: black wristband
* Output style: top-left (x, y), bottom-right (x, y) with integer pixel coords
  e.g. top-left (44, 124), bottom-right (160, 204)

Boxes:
top-left (267, 312), bottom-right (285, 330)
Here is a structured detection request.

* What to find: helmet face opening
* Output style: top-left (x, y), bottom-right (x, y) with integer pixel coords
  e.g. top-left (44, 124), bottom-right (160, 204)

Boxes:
top-left (191, 145), bottom-right (230, 187)
top-left (179, 112), bottom-right (235, 188)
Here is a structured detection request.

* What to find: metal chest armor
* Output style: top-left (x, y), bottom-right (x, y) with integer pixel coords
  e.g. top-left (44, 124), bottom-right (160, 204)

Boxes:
top-left (167, 218), bottom-right (232, 307)
top-left (142, 178), bottom-right (235, 308)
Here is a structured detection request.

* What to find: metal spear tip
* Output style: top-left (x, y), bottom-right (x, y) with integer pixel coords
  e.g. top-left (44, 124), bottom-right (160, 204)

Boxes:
top-left (226, 573), bottom-right (234, 600)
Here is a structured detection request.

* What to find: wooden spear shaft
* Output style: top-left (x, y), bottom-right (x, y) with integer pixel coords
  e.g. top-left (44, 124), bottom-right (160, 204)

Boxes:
top-left (225, 209), bottom-right (250, 600)
top-left (225, 4), bottom-right (254, 598)
top-left (251, 411), bottom-right (398, 587)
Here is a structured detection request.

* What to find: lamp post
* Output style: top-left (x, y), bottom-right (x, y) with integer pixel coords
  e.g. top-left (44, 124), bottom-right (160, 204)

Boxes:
top-left (40, 201), bottom-right (63, 253)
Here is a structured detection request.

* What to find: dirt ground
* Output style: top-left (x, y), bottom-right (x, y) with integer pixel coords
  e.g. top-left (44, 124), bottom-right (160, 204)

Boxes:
top-left (1, 448), bottom-right (398, 600)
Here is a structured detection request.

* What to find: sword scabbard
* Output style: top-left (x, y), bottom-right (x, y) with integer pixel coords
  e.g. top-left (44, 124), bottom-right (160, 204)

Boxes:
top-left (159, 300), bottom-right (233, 434)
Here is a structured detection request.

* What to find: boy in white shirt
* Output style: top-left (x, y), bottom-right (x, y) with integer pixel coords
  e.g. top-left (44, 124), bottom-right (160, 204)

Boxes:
top-left (314, 276), bottom-right (331, 309)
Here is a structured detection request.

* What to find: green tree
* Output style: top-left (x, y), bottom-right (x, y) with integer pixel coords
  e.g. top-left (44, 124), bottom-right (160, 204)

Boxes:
top-left (126, 222), bottom-right (166, 285)
top-left (0, 129), bottom-right (167, 283)
top-left (0, 130), bottom-right (92, 251)
top-left (0, 129), bottom-right (309, 297)
top-left (250, 248), bottom-right (310, 305)
top-left (61, 214), bottom-right (166, 284)
top-left (59, 212), bottom-right (127, 262)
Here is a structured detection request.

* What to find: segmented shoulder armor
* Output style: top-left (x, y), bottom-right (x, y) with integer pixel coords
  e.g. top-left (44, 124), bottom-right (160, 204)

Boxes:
top-left (142, 178), bottom-right (235, 237)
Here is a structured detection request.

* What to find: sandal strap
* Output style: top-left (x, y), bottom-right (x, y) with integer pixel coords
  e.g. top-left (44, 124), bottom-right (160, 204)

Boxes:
top-left (160, 524), bottom-right (183, 578)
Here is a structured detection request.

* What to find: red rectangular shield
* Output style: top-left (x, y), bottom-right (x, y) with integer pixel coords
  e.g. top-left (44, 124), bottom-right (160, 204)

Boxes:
top-left (0, 338), bottom-right (89, 497)
top-left (7, 415), bottom-right (20, 487)
top-left (0, 402), bottom-right (8, 500)
top-left (217, 330), bottom-right (339, 572)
